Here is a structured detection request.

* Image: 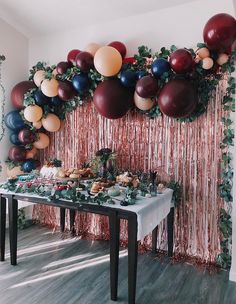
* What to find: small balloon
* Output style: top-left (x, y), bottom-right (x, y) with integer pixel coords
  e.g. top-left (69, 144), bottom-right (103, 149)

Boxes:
top-left (33, 70), bottom-right (46, 87)
top-left (136, 70), bottom-right (147, 79)
top-left (67, 49), bottom-right (81, 65)
top-left (169, 49), bottom-right (193, 74)
top-left (135, 75), bottom-right (158, 98)
top-left (24, 105), bottom-right (43, 123)
top-left (21, 159), bottom-right (37, 173)
top-left (10, 132), bottom-right (21, 145)
top-left (151, 58), bottom-right (171, 78)
top-left (56, 61), bottom-right (72, 74)
top-left (202, 57), bottom-right (214, 70)
top-left (196, 47), bottom-right (210, 59)
top-left (34, 89), bottom-right (51, 106)
top-left (94, 46), bottom-right (122, 77)
top-left (33, 133), bottom-right (50, 149)
top-left (26, 147), bottom-right (38, 159)
top-left (18, 129), bottom-right (36, 145)
top-left (76, 51), bottom-right (94, 73)
top-left (123, 57), bottom-right (135, 64)
top-left (32, 120), bottom-right (42, 129)
top-left (72, 74), bottom-right (89, 94)
top-left (41, 78), bottom-right (59, 97)
top-left (9, 146), bottom-right (26, 162)
top-left (11, 81), bottom-right (36, 110)
top-left (58, 81), bottom-right (76, 101)
top-left (41, 113), bottom-right (61, 132)
top-left (217, 53), bottom-right (229, 65)
top-left (5, 110), bottom-right (25, 131)
top-left (84, 43), bottom-right (101, 56)
top-left (108, 41), bottom-right (127, 59)
top-left (120, 70), bottom-right (137, 88)
top-left (134, 92), bottom-right (155, 111)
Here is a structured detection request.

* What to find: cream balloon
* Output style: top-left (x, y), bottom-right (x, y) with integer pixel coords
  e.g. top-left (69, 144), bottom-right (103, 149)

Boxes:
top-left (33, 120), bottom-right (42, 129)
top-left (33, 70), bottom-right (46, 87)
top-left (84, 42), bottom-right (101, 56)
top-left (134, 92), bottom-right (154, 111)
top-left (34, 133), bottom-right (50, 149)
top-left (202, 57), bottom-right (214, 70)
top-left (196, 47), bottom-right (210, 59)
top-left (217, 53), bottom-right (229, 65)
top-left (41, 78), bottom-right (59, 97)
top-left (26, 147), bottom-right (38, 159)
top-left (24, 105), bottom-right (43, 123)
top-left (94, 46), bottom-right (122, 77)
top-left (42, 113), bottom-right (61, 132)
top-left (7, 166), bottom-right (24, 178)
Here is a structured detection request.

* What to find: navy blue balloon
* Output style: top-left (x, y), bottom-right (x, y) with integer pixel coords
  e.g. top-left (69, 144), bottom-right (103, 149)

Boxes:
top-left (4, 110), bottom-right (25, 131)
top-left (72, 74), bottom-right (89, 94)
top-left (21, 159), bottom-right (36, 173)
top-left (51, 96), bottom-right (63, 106)
top-left (136, 70), bottom-right (147, 80)
top-left (120, 70), bottom-right (137, 88)
top-left (34, 89), bottom-right (51, 106)
top-left (151, 58), bottom-right (170, 78)
top-left (121, 63), bottom-right (129, 71)
top-left (210, 51), bottom-right (218, 61)
top-left (10, 132), bottom-right (21, 145)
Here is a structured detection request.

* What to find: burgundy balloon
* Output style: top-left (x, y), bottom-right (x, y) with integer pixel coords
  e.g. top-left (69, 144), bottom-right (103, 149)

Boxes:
top-left (169, 49), bottom-right (193, 74)
top-left (11, 81), bottom-right (36, 110)
top-left (18, 129), bottom-right (36, 145)
top-left (158, 79), bottom-right (197, 118)
top-left (58, 81), bottom-right (76, 101)
top-left (135, 75), bottom-right (158, 98)
top-left (203, 13), bottom-right (236, 52)
top-left (76, 51), bottom-right (94, 72)
top-left (93, 79), bottom-right (133, 119)
top-left (56, 61), bottom-right (72, 74)
top-left (67, 49), bottom-right (81, 64)
top-left (108, 41), bottom-right (127, 59)
top-left (8, 146), bottom-right (26, 162)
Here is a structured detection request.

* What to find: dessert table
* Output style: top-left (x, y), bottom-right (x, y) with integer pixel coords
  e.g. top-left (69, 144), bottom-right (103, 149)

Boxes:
top-left (0, 188), bottom-right (173, 304)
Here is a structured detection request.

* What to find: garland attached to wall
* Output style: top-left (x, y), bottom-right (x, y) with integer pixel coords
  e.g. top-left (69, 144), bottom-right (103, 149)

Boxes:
top-left (0, 55), bottom-right (6, 176)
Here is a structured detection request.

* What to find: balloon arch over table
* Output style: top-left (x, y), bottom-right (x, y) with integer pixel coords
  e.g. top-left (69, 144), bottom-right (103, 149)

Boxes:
top-left (4, 13), bottom-right (236, 172)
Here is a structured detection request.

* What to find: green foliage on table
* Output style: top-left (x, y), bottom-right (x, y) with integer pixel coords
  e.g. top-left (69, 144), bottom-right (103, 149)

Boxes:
top-left (168, 181), bottom-right (182, 207)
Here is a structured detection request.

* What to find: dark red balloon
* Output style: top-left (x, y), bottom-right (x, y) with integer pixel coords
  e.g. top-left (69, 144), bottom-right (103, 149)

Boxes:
top-left (169, 49), bottom-right (193, 74)
top-left (135, 75), bottom-right (158, 98)
top-left (56, 61), bottom-right (72, 75)
top-left (203, 13), bottom-right (236, 52)
top-left (93, 79), bottom-right (133, 119)
top-left (67, 49), bottom-right (81, 64)
top-left (8, 146), bottom-right (26, 162)
top-left (58, 81), bottom-right (76, 101)
top-left (108, 41), bottom-right (127, 59)
top-left (76, 51), bottom-right (94, 72)
top-left (158, 79), bottom-right (197, 118)
top-left (18, 129), bottom-right (36, 145)
top-left (11, 81), bottom-right (36, 110)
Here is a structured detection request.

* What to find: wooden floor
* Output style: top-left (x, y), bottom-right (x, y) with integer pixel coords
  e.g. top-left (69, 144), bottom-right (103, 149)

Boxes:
top-left (0, 225), bottom-right (236, 304)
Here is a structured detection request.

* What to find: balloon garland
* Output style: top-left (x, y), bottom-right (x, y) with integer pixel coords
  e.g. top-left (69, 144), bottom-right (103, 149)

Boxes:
top-left (0, 55), bottom-right (6, 177)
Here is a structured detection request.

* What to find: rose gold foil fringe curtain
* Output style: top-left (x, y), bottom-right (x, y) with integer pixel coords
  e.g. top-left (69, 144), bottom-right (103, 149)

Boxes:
top-left (33, 77), bottom-right (228, 263)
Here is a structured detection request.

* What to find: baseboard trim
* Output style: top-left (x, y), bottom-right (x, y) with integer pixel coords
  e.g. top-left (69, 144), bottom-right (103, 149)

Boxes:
top-left (229, 270), bottom-right (236, 282)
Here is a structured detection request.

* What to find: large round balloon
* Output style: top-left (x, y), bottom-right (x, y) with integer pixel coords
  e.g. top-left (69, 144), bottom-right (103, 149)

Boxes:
top-left (93, 79), bottom-right (133, 119)
top-left (42, 113), bottom-right (61, 132)
top-left (158, 79), bottom-right (197, 118)
top-left (72, 74), bottom-right (89, 94)
top-left (5, 110), bottom-right (25, 131)
top-left (18, 129), bottom-right (36, 145)
top-left (67, 49), bottom-right (81, 65)
top-left (41, 79), bottom-right (59, 97)
top-left (76, 51), bottom-right (94, 73)
top-left (94, 46), bottom-right (122, 77)
top-left (11, 81), bottom-right (36, 110)
top-left (58, 81), bottom-right (76, 101)
top-left (135, 75), bottom-right (158, 98)
top-left (56, 61), bottom-right (72, 74)
top-left (84, 43), bottom-right (101, 56)
top-left (151, 58), bottom-right (170, 78)
top-left (8, 146), bottom-right (26, 162)
top-left (134, 92), bottom-right (155, 111)
top-left (33, 132), bottom-right (50, 149)
top-left (108, 41), bottom-right (127, 59)
top-left (33, 70), bottom-right (46, 87)
top-left (169, 49), bottom-right (193, 74)
top-left (21, 159), bottom-right (37, 173)
top-left (26, 147), bottom-right (38, 159)
top-left (34, 89), bottom-right (51, 106)
top-left (24, 105), bottom-right (43, 123)
top-left (10, 132), bottom-right (21, 145)
top-left (120, 70), bottom-right (137, 88)
top-left (203, 13), bottom-right (236, 52)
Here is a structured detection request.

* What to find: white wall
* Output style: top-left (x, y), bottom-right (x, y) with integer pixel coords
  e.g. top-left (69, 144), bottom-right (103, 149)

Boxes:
top-left (0, 17), bottom-right (28, 181)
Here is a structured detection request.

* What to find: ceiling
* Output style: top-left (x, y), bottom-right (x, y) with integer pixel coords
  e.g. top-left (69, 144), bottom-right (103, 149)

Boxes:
top-left (0, 0), bottom-right (198, 38)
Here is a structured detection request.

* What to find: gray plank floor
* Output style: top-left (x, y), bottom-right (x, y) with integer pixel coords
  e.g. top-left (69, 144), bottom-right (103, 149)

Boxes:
top-left (0, 225), bottom-right (236, 304)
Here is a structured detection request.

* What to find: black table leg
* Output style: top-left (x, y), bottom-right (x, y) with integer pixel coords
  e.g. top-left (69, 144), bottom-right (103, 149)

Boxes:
top-left (8, 195), bottom-right (18, 266)
top-left (70, 210), bottom-right (76, 235)
top-left (152, 225), bottom-right (158, 253)
top-left (128, 214), bottom-right (138, 304)
top-left (167, 207), bottom-right (174, 257)
top-left (60, 208), bottom-right (66, 232)
top-left (0, 195), bottom-right (6, 261)
top-left (109, 210), bottom-right (120, 301)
